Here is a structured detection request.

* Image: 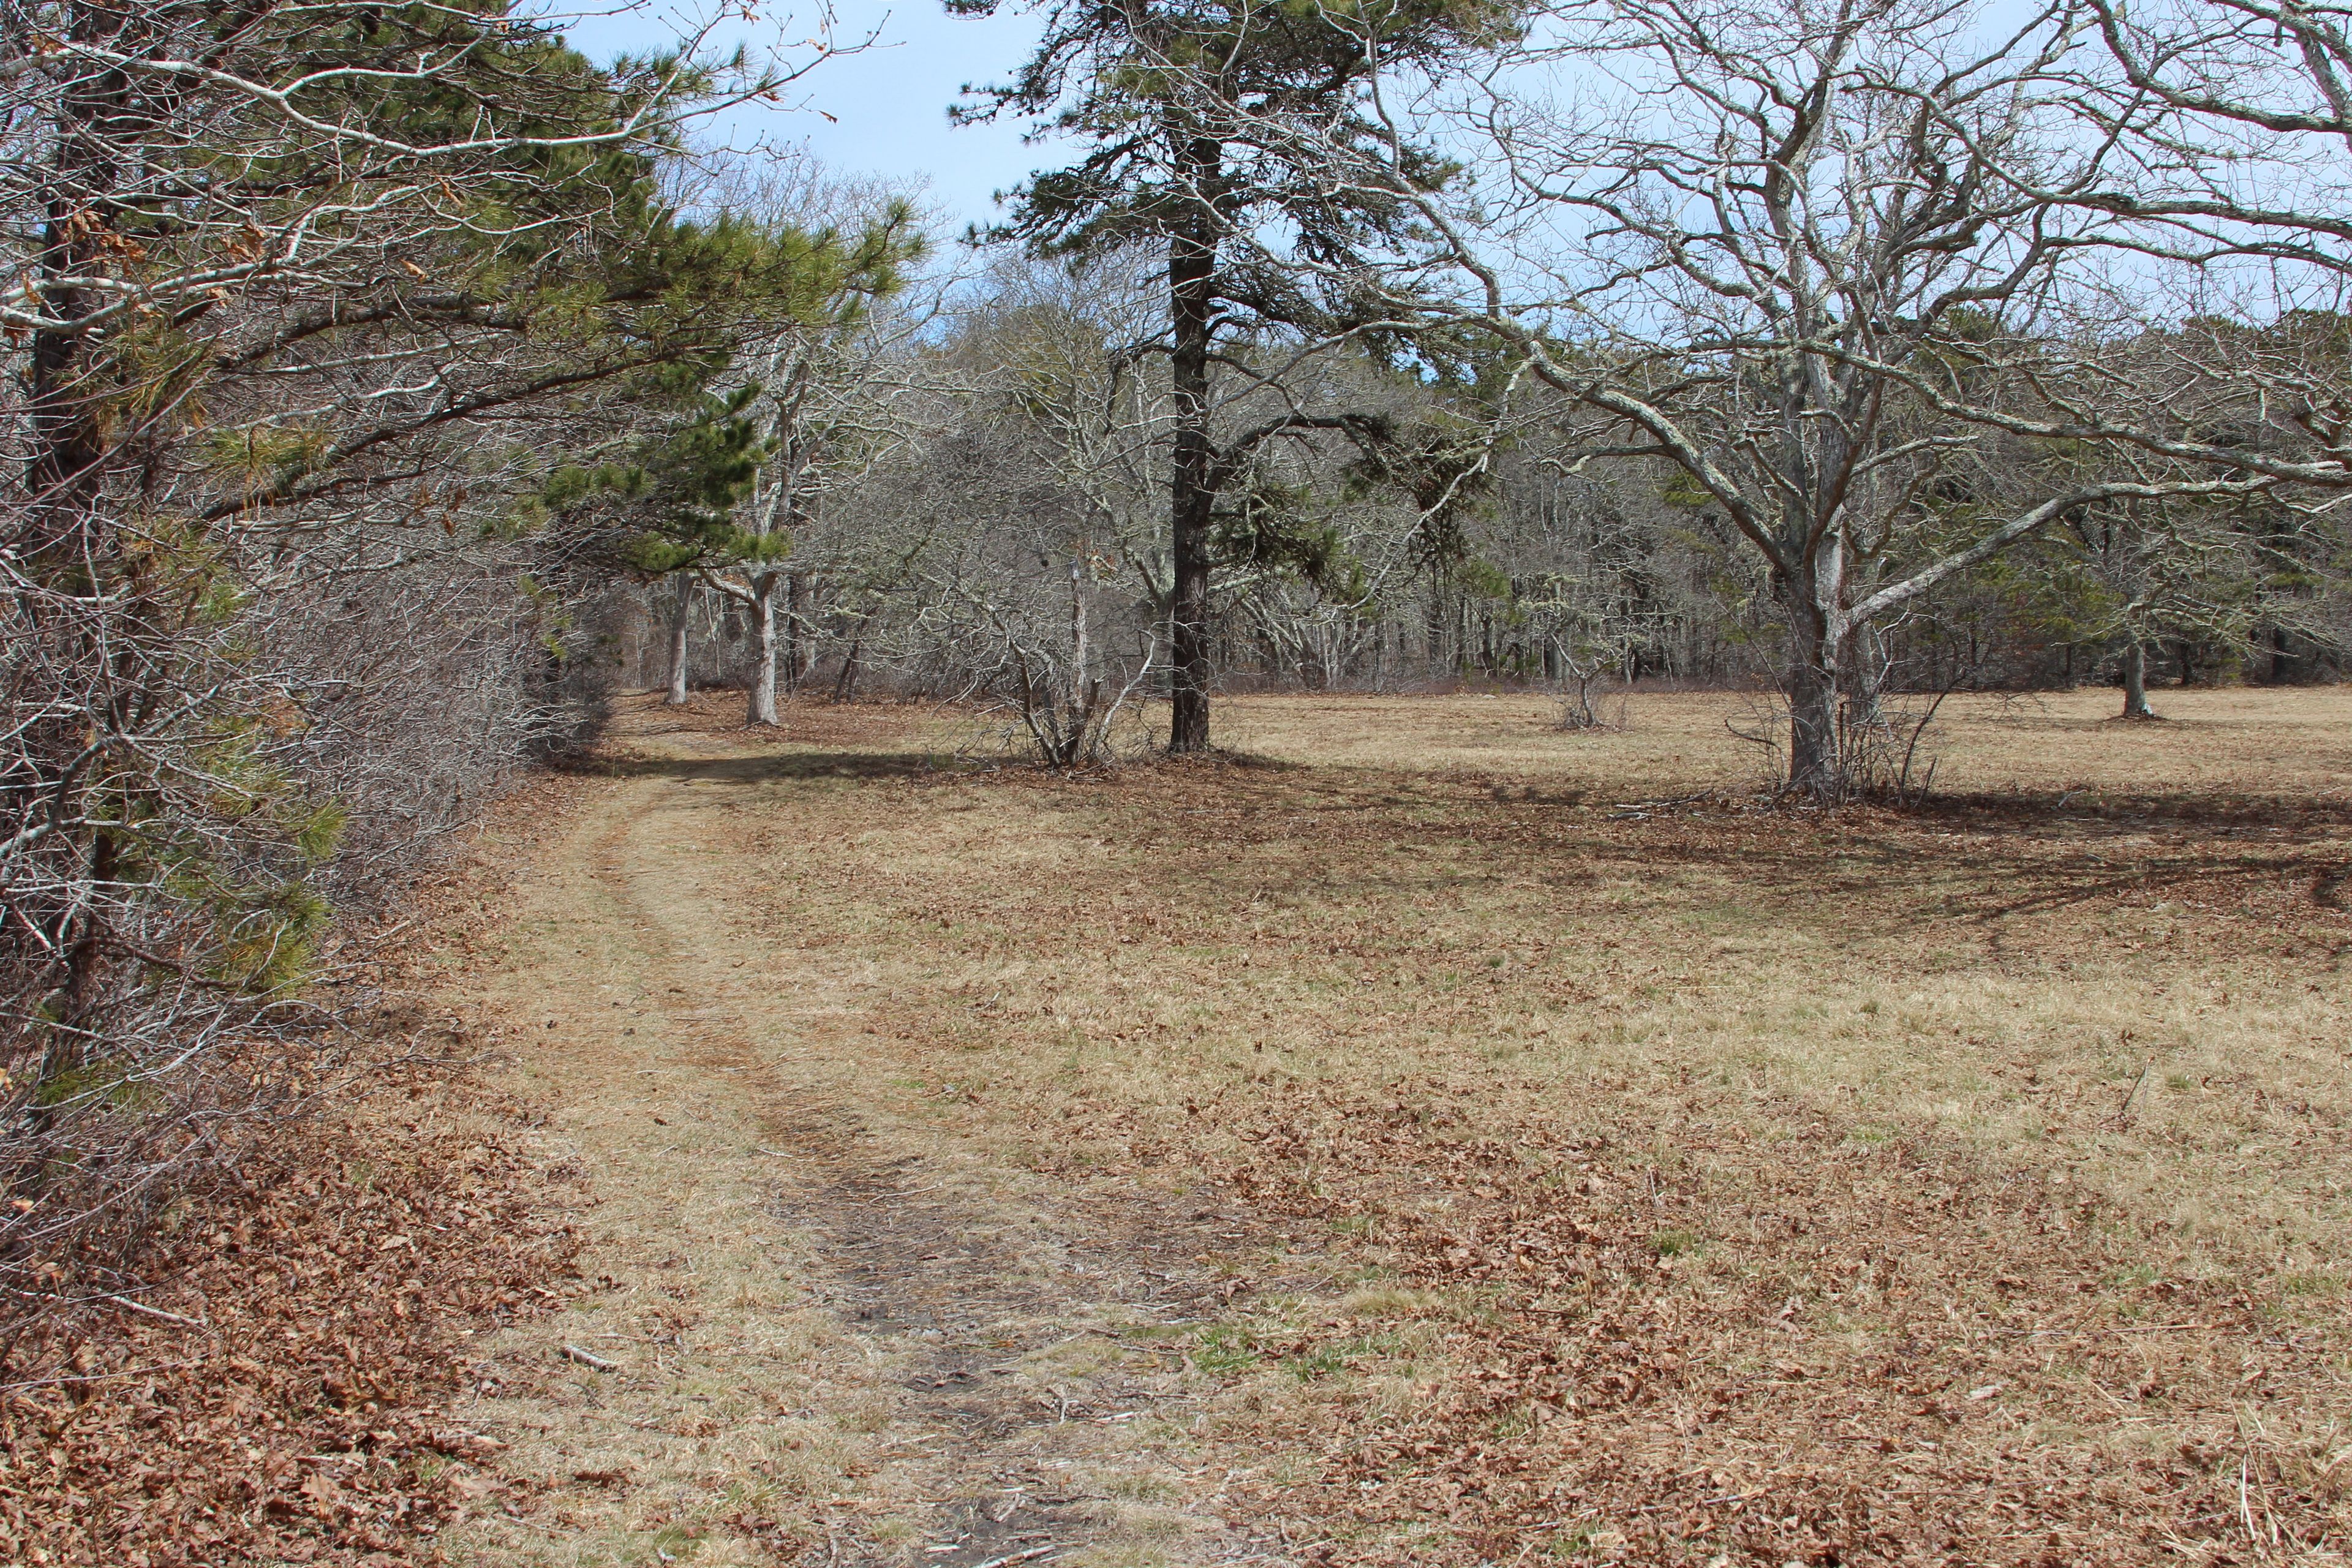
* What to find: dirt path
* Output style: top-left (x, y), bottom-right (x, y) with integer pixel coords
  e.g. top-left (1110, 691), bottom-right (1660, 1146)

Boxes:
top-left (435, 704), bottom-right (1289, 1568)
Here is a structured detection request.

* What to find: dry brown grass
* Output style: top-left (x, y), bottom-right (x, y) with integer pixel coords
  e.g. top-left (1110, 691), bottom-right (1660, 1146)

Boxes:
top-left (723, 688), bottom-right (2349, 1562)
top-left (1213, 685), bottom-right (2352, 802)
top-left (436, 687), bottom-right (2352, 1568)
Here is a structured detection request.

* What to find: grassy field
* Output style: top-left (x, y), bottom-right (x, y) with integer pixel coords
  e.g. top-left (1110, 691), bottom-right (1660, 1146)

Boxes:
top-left (451, 686), bottom-right (2352, 1567)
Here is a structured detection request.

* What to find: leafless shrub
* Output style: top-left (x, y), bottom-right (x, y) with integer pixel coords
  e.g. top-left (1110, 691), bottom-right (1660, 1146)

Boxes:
top-left (0, 0), bottom-right (816, 1357)
top-left (989, 588), bottom-right (1160, 770)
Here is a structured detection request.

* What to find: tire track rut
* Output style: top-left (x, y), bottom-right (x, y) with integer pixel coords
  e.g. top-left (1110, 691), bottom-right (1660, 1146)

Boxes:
top-left (448, 715), bottom-right (1278, 1567)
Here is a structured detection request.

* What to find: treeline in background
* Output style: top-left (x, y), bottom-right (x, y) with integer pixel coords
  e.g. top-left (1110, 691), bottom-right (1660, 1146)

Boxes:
top-left (619, 262), bottom-right (2352, 717)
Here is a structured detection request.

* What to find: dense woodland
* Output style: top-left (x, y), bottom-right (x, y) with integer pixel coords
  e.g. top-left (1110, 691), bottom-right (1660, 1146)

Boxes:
top-left (5, 0), bottom-right (2352, 1365)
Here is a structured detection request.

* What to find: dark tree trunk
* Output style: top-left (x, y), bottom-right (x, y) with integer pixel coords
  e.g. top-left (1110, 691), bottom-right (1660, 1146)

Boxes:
top-left (58, 828), bottom-right (116, 1040)
top-left (29, 213), bottom-right (104, 534)
top-left (783, 570), bottom-right (810, 690)
top-left (32, 148), bottom-right (120, 1045)
top-left (1166, 171), bottom-right (1218, 754)
top-left (833, 625), bottom-right (866, 703)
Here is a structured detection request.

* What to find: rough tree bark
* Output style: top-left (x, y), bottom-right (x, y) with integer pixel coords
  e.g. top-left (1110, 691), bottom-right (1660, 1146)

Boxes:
top-left (1777, 520), bottom-right (1858, 797)
top-left (1783, 618), bottom-right (1843, 796)
top-left (2120, 639), bottom-right (2155, 720)
top-left (1166, 177), bottom-right (1218, 755)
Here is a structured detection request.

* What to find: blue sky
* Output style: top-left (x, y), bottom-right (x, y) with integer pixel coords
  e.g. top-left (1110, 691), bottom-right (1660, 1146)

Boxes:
top-left (552, 2), bottom-right (1066, 233)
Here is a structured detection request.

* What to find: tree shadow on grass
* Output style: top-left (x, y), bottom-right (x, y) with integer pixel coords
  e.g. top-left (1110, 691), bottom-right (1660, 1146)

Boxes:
top-left (1884, 792), bottom-right (2352, 922)
top-left (562, 740), bottom-right (2352, 935)
top-left (1112, 767), bottom-right (2352, 935)
top-left (1578, 809), bottom-right (2352, 927)
top-left (1909, 788), bottom-right (2352, 839)
top-left (564, 750), bottom-right (957, 784)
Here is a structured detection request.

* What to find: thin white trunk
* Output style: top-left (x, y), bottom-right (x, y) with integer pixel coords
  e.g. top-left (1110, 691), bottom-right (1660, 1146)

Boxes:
top-left (748, 573), bottom-right (780, 727)
top-left (665, 579), bottom-right (693, 706)
top-left (1069, 554), bottom-right (1087, 694)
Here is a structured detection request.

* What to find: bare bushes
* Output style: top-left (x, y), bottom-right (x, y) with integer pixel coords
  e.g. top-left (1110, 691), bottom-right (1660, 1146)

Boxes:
top-left (1555, 674), bottom-right (1628, 733)
top-left (0, 502), bottom-right (608, 1365)
top-left (926, 556), bottom-right (1161, 768)
top-left (997, 620), bottom-right (1161, 770)
top-left (1544, 618), bottom-right (1637, 733)
top-left (0, 546), bottom-right (343, 1357)
top-left (250, 537), bottom-right (594, 905)
top-left (0, 0), bottom-right (791, 1357)
top-left (1725, 666), bottom-right (1951, 805)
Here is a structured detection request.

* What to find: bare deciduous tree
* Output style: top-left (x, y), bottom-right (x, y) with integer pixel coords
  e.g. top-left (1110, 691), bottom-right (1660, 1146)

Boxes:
top-left (1239, 0), bottom-right (2323, 792)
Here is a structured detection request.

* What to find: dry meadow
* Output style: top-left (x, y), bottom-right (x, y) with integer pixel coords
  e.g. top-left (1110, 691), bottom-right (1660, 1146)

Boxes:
top-left (434, 686), bottom-right (2351, 1568)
